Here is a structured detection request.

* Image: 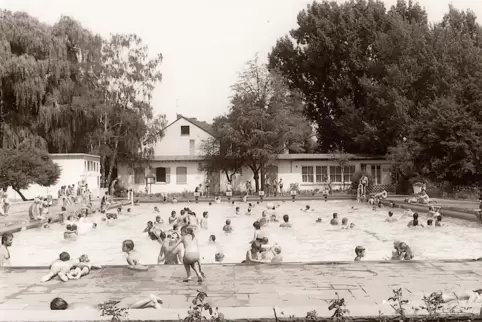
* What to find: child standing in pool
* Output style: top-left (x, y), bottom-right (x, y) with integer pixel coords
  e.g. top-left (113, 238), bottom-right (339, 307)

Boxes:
top-left (172, 225), bottom-right (204, 282)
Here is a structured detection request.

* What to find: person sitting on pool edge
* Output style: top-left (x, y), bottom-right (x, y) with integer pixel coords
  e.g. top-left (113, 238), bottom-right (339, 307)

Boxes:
top-left (354, 246), bottom-right (366, 261)
top-left (279, 214), bottom-right (292, 228)
top-left (67, 254), bottom-right (102, 280)
top-left (50, 295), bottom-right (164, 311)
top-left (122, 240), bottom-right (149, 271)
top-left (223, 219), bottom-right (233, 233)
top-left (41, 252), bottom-right (77, 282)
top-left (330, 213), bottom-right (339, 225)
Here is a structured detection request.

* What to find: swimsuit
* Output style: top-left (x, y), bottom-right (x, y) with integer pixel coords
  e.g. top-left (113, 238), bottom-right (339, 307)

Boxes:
top-left (77, 263), bottom-right (91, 273)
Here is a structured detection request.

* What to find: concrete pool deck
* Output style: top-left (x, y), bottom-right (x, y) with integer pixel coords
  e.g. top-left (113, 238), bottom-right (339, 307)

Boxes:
top-left (1, 261), bottom-right (482, 321)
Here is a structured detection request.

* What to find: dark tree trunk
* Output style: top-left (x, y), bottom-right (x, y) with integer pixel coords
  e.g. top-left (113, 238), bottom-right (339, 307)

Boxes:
top-left (13, 188), bottom-right (27, 201)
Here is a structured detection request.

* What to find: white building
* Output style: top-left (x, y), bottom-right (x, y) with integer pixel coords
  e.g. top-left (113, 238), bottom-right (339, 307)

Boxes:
top-left (117, 115), bottom-right (393, 195)
top-left (7, 154), bottom-right (102, 201)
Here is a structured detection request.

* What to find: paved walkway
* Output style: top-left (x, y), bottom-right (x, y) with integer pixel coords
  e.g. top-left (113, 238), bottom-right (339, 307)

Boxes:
top-left (1, 261), bottom-right (482, 318)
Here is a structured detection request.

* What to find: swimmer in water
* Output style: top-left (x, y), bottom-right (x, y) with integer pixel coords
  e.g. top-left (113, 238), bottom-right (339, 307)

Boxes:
top-left (67, 254), bottom-right (101, 280)
top-left (398, 242), bottom-right (414, 260)
top-left (270, 214), bottom-right (278, 222)
top-left (235, 207), bottom-right (241, 215)
top-left (435, 215), bottom-right (443, 227)
top-left (122, 240), bottom-right (149, 271)
top-left (245, 241), bottom-right (264, 264)
top-left (302, 205), bottom-right (313, 212)
top-left (427, 219), bottom-right (433, 226)
top-left (154, 215), bottom-right (163, 226)
top-left (168, 211), bottom-right (177, 224)
top-left (208, 235), bottom-right (216, 243)
top-left (279, 214), bottom-right (292, 228)
top-left (330, 213), bottom-right (339, 225)
top-left (385, 211), bottom-right (397, 222)
top-left (200, 212), bottom-right (208, 229)
top-left (245, 208), bottom-right (252, 216)
top-left (64, 224), bottom-right (78, 239)
top-left (341, 218), bottom-right (349, 229)
top-left (158, 232), bottom-right (184, 264)
top-left (350, 223), bottom-right (355, 229)
top-left (315, 217), bottom-right (322, 223)
top-left (270, 246), bottom-right (283, 263)
top-left (354, 246), bottom-right (366, 261)
top-left (215, 253), bottom-right (225, 263)
top-left (259, 211), bottom-right (268, 227)
top-left (223, 219), bottom-right (233, 233)
top-left (408, 213), bottom-right (423, 227)
top-left (252, 221), bottom-right (267, 243)
top-left (171, 226), bottom-right (204, 282)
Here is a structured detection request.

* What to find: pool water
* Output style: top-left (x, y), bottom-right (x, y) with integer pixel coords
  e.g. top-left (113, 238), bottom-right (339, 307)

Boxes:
top-left (7, 200), bottom-right (482, 266)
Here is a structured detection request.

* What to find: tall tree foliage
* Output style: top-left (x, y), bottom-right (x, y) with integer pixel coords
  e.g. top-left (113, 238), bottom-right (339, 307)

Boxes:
top-left (212, 57), bottom-right (312, 191)
top-left (0, 11), bottom-right (166, 195)
top-left (97, 34), bottom-right (164, 186)
top-left (270, 0), bottom-right (482, 185)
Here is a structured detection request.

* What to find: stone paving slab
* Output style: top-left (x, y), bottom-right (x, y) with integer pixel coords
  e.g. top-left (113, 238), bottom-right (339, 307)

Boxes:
top-left (1, 261), bottom-right (482, 318)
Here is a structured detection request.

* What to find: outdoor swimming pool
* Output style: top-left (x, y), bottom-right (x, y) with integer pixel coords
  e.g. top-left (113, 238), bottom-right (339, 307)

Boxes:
top-left (7, 200), bottom-right (482, 266)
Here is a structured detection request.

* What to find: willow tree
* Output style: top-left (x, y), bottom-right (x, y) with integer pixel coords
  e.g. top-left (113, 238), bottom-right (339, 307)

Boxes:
top-left (0, 11), bottom-right (103, 151)
top-left (98, 34), bottom-right (163, 186)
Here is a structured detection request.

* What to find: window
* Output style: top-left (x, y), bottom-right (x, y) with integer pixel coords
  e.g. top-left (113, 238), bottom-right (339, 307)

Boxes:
top-left (372, 165), bottom-right (381, 184)
top-left (330, 166), bottom-right (342, 183)
top-left (302, 166), bottom-right (314, 183)
top-left (156, 167), bottom-right (170, 183)
top-left (134, 168), bottom-right (145, 185)
top-left (181, 126), bottom-right (190, 136)
top-left (315, 166), bottom-right (328, 183)
top-left (343, 165), bottom-right (356, 183)
top-left (361, 164), bottom-right (367, 172)
top-left (189, 139), bottom-right (195, 155)
top-left (176, 167), bottom-right (187, 184)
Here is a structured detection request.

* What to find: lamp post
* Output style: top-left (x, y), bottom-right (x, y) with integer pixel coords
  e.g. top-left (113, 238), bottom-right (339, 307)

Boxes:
top-left (146, 174), bottom-right (156, 195)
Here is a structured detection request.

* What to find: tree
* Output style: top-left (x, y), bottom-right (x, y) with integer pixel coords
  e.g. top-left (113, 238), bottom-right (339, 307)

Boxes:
top-left (0, 146), bottom-right (61, 200)
top-left (199, 116), bottom-right (244, 184)
top-left (219, 56), bottom-right (312, 191)
top-left (268, 0), bottom-right (432, 154)
top-left (97, 34), bottom-right (163, 186)
top-left (0, 12), bottom-right (103, 151)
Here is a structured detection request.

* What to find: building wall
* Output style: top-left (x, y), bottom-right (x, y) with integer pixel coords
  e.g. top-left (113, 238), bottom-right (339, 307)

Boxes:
top-left (7, 154), bottom-right (102, 201)
top-left (152, 118), bottom-right (213, 156)
top-left (220, 159), bottom-right (392, 192)
top-left (117, 161), bottom-right (207, 194)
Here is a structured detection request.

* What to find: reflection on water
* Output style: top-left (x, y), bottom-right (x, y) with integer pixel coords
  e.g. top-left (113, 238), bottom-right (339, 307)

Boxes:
top-left (8, 200), bottom-right (482, 266)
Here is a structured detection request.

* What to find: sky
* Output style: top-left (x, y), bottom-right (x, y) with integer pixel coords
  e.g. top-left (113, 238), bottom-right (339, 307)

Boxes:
top-left (0, 0), bottom-right (481, 124)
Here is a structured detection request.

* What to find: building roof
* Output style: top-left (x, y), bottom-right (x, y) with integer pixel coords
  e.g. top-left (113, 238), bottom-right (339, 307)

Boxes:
top-left (162, 115), bottom-right (214, 136)
top-left (49, 153), bottom-right (101, 160)
top-left (276, 153), bottom-right (387, 161)
top-left (150, 153), bottom-right (387, 162)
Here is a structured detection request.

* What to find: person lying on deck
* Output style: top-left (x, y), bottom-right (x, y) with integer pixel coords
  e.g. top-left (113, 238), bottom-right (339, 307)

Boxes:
top-left (50, 295), bottom-right (163, 310)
